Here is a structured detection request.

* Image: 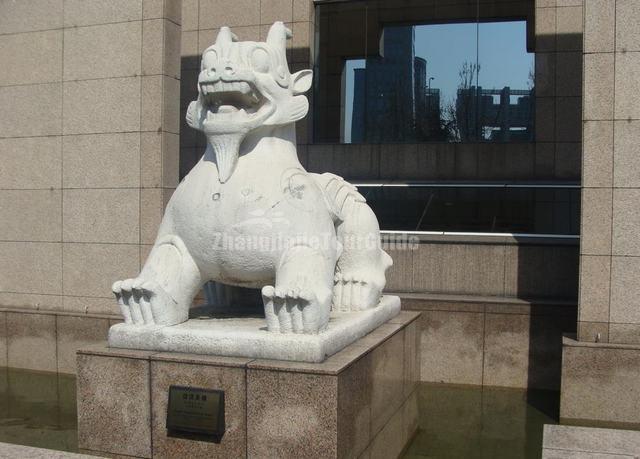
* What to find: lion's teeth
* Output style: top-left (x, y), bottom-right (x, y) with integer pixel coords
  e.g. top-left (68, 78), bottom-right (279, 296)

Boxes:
top-left (218, 105), bottom-right (238, 114)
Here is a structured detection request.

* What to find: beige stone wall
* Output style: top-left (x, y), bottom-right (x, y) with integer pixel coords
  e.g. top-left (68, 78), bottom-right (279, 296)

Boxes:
top-left (386, 235), bottom-right (578, 299)
top-left (535, 0), bottom-right (584, 182)
top-left (0, 0), bottom-right (182, 371)
top-left (579, 0), bottom-right (640, 345)
top-left (0, 309), bottom-right (121, 374)
top-left (561, 336), bottom-right (640, 426)
top-left (394, 234), bottom-right (578, 390)
top-left (406, 296), bottom-right (576, 390)
top-left (0, 0), bottom-right (180, 316)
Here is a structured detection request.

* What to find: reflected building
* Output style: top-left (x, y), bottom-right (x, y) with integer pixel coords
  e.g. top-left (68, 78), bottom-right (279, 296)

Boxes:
top-left (351, 27), bottom-right (432, 143)
top-left (455, 87), bottom-right (534, 141)
top-left (349, 27), bottom-right (534, 144)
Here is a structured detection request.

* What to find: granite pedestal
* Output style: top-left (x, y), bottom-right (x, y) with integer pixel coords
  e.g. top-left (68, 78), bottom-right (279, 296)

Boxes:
top-left (76, 311), bottom-right (420, 458)
top-left (108, 296), bottom-right (401, 363)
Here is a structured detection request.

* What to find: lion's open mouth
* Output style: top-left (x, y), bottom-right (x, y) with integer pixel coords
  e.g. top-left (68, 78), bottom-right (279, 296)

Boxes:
top-left (199, 81), bottom-right (270, 122)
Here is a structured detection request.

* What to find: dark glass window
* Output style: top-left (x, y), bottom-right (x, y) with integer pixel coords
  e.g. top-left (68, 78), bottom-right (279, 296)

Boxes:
top-left (314, 0), bottom-right (535, 144)
top-left (356, 185), bottom-right (579, 235)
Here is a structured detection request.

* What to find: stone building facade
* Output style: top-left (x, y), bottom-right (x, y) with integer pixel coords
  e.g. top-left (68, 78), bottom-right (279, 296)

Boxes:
top-left (0, 0), bottom-right (637, 425)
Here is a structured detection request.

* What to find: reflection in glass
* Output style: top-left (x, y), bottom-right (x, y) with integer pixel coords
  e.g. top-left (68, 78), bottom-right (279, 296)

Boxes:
top-left (315, 1), bottom-right (535, 144)
top-left (356, 185), bottom-right (579, 235)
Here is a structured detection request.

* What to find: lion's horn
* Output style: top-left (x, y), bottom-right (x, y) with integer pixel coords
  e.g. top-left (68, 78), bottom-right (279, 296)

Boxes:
top-left (215, 26), bottom-right (237, 45)
top-left (266, 21), bottom-right (291, 53)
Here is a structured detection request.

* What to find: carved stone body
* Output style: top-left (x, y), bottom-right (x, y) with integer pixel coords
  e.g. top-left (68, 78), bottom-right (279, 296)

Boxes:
top-left (112, 22), bottom-right (392, 334)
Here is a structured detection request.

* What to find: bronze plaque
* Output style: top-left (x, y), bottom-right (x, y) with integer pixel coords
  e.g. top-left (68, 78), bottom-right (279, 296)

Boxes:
top-left (166, 385), bottom-right (225, 442)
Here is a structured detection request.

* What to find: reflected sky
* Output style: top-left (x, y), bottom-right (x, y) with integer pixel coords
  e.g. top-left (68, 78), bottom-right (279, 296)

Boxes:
top-left (343, 21), bottom-right (533, 142)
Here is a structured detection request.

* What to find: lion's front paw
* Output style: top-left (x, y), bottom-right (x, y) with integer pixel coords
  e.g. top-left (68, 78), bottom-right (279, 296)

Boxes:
top-left (112, 278), bottom-right (187, 326)
top-left (261, 281), bottom-right (330, 334)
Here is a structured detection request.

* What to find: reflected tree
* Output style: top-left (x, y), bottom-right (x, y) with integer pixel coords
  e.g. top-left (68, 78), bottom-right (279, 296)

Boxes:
top-left (442, 60), bottom-right (480, 142)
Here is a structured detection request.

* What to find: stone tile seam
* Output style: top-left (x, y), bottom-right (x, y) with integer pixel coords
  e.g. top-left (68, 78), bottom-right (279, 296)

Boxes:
top-left (0, 74), bottom-right (179, 91)
top-left (0, 17), bottom-right (181, 38)
top-left (543, 447), bottom-right (635, 458)
top-left (537, 5), bottom-right (582, 9)
top-left (398, 293), bottom-right (578, 306)
top-left (364, 385), bottom-right (417, 450)
top-left (0, 186), bottom-right (177, 191)
top-left (196, 20), bottom-right (312, 31)
top-left (581, 186), bottom-right (640, 190)
top-left (139, 7), bottom-right (144, 255)
top-left (480, 294), bottom-right (488, 386)
top-left (502, 241), bottom-right (508, 297)
top-left (152, 356), bottom-right (257, 369)
top-left (0, 306), bottom-right (118, 319)
top-left (608, 0), bottom-right (618, 335)
top-left (79, 447), bottom-right (141, 459)
top-left (581, 320), bottom-right (640, 326)
top-left (54, 313), bottom-right (61, 374)
top-left (0, 131), bottom-right (181, 140)
top-left (0, 131), bottom-right (172, 140)
top-left (1, 313), bottom-right (6, 370)
top-left (564, 336), bottom-right (640, 350)
top-left (0, 290), bottom-right (121, 301)
top-left (583, 117), bottom-right (640, 122)
top-left (583, 50), bottom-right (640, 55)
top-left (0, 240), bottom-right (150, 245)
top-left (2, 239), bottom-right (140, 246)
top-left (412, 309), bottom-right (577, 318)
top-left (60, 0), bottom-right (66, 303)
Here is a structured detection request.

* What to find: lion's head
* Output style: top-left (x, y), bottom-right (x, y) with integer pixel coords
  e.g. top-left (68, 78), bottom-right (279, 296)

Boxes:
top-left (186, 22), bottom-right (312, 183)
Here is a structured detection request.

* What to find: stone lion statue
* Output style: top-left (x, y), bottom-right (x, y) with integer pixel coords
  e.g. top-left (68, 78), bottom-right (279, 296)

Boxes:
top-left (112, 22), bottom-right (392, 334)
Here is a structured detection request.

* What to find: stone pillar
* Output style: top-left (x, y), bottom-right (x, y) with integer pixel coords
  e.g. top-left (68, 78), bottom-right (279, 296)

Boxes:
top-left (578, 0), bottom-right (640, 345)
top-left (561, 0), bottom-right (640, 427)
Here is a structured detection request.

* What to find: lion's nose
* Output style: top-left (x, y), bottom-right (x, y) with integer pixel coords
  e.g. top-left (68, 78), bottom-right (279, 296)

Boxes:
top-left (223, 64), bottom-right (235, 76)
top-left (206, 65), bottom-right (216, 77)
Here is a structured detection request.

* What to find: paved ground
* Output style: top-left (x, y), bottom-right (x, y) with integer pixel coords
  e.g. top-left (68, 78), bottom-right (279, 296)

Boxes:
top-left (0, 443), bottom-right (102, 459)
top-left (543, 424), bottom-right (640, 458)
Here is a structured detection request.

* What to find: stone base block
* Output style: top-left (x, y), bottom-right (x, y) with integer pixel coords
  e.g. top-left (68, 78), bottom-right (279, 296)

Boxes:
top-left (108, 295), bottom-right (401, 363)
top-left (542, 424), bottom-right (640, 458)
top-left (77, 311), bottom-right (420, 458)
top-left (560, 335), bottom-right (640, 428)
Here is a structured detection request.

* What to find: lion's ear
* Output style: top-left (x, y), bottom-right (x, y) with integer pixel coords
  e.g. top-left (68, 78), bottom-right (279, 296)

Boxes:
top-left (291, 69), bottom-right (313, 95)
top-left (186, 100), bottom-right (203, 130)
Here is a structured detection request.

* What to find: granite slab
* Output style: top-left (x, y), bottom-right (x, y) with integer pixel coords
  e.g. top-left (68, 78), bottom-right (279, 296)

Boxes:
top-left (108, 295), bottom-right (401, 362)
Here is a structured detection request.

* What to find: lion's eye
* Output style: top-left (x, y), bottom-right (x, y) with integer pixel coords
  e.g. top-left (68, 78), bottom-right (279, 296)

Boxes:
top-left (250, 48), bottom-right (270, 73)
top-left (202, 49), bottom-right (218, 70)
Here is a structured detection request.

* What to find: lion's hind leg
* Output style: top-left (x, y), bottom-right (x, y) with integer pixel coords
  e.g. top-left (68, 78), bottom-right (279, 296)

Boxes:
top-left (311, 172), bottom-right (392, 312)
